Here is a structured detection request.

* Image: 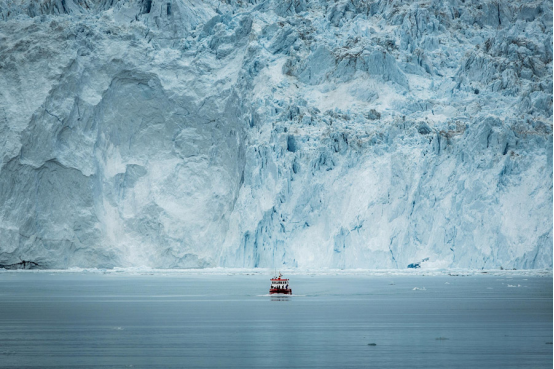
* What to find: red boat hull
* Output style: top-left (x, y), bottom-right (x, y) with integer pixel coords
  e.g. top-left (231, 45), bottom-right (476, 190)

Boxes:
top-left (269, 289), bottom-right (292, 295)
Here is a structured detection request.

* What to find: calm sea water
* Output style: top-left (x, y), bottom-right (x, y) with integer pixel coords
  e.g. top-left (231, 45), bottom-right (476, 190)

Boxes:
top-left (0, 272), bottom-right (551, 368)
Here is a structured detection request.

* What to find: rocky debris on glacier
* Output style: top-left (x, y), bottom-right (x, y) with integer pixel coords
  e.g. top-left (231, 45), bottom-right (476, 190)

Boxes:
top-left (0, 260), bottom-right (40, 270)
top-left (0, 0), bottom-right (551, 269)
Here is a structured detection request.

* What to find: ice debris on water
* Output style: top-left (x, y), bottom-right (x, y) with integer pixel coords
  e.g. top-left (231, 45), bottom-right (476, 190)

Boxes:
top-left (413, 287), bottom-right (426, 291)
top-left (0, 0), bottom-right (551, 270)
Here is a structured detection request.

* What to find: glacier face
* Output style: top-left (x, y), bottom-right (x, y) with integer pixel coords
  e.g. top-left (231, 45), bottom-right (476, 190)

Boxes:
top-left (0, 0), bottom-right (551, 269)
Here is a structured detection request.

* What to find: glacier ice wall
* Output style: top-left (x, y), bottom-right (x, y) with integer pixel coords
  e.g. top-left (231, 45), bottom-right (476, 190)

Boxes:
top-left (0, 0), bottom-right (551, 269)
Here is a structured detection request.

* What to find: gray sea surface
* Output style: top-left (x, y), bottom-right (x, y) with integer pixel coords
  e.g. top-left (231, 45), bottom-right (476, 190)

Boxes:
top-left (0, 272), bottom-right (551, 368)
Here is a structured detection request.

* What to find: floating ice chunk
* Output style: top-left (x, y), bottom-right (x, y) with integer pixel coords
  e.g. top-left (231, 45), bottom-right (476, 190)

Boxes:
top-left (413, 287), bottom-right (426, 291)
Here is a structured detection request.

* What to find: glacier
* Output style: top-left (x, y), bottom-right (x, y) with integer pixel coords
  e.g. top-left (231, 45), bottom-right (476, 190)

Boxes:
top-left (0, 0), bottom-right (551, 269)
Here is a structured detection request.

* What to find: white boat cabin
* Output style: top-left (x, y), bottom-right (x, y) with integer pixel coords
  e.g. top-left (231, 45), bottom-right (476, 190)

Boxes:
top-left (270, 274), bottom-right (289, 290)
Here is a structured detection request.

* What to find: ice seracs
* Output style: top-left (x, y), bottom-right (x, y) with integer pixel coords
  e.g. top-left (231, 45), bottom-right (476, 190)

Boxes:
top-left (0, 0), bottom-right (551, 270)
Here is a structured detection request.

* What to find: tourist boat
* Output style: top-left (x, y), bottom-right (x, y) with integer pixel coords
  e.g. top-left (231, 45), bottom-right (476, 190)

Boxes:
top-left (270, 272), bottom-right (292, 295)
